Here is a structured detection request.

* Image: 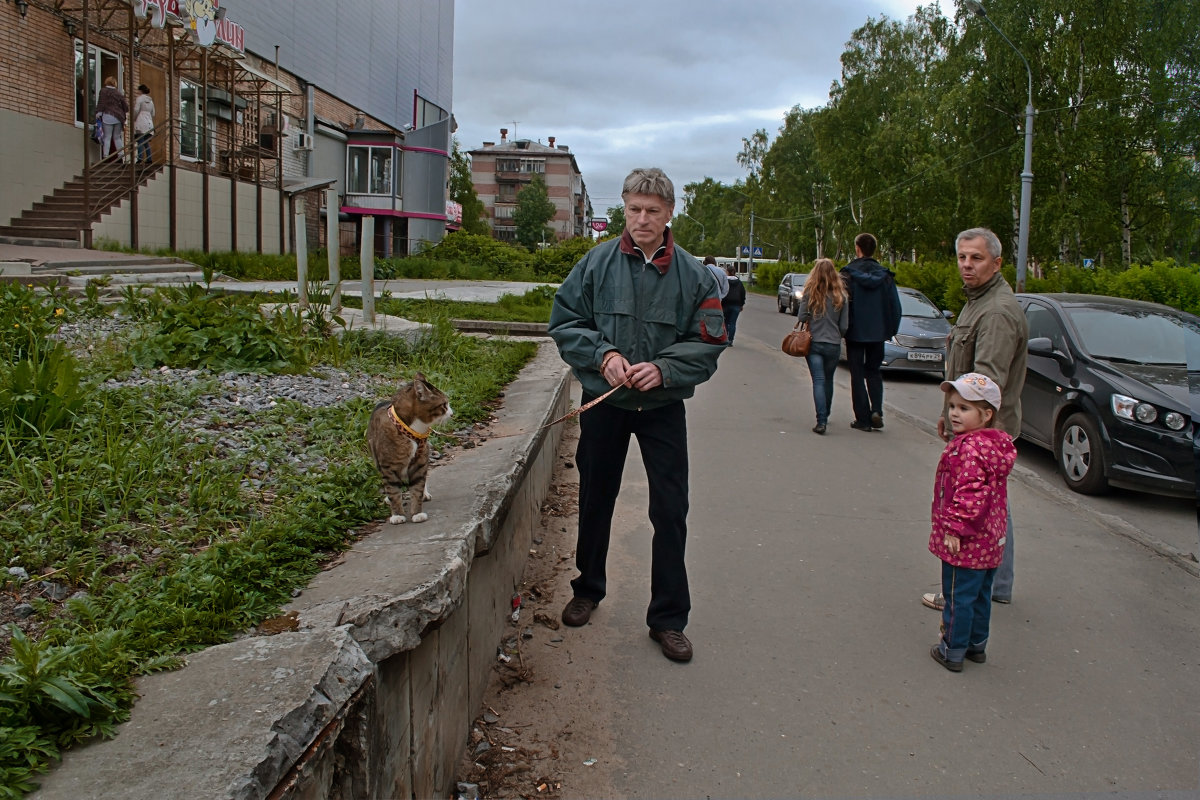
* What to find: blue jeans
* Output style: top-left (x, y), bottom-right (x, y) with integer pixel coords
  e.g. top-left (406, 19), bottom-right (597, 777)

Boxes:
top-left (805, 341), bottom-right (841, 425)
top-left (992, 500), bottom-right (1014, 601)
top-left (136, 132), bottom-right (152, 163)
top-left (938, 561), bottom-right (995, 662)
top-left (723, 306), bottom-right (742, 343)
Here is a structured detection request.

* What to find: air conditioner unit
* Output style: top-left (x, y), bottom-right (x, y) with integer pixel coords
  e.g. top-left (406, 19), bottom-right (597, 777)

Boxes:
top-left (293, 131), bottom-right (314, 151)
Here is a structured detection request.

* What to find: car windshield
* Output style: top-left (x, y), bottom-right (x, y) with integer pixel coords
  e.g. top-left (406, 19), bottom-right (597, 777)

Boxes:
top-left (898, 292), bottom-right (941, 319)
top-left (1065, 306), bottom-right (1200, 366)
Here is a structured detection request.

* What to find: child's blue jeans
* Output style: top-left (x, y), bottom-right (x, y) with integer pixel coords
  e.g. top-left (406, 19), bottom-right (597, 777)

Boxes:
top-left (938, 561), bottom-right (996, 663)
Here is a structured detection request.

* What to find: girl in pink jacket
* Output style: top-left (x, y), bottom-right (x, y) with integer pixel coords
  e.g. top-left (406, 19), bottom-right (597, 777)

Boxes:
top-left (929, 373), bottom-right (1016, 672)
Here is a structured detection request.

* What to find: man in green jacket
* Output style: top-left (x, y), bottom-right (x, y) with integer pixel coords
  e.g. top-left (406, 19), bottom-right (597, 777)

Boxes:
top-left (548, 167), bottom-right (727, 662)
top-left (923, 227), bottom-right (1028, 611)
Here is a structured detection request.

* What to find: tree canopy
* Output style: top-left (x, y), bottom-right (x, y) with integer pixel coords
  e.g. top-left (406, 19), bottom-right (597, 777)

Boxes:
top-left (673, 0), bottom-right (1198, 269)
top-left (448, 138), bottom-right (489, 236)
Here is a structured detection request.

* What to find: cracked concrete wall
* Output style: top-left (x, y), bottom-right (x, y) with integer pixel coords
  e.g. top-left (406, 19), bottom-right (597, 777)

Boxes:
top-left (31, 345), bottom-right (572, 800)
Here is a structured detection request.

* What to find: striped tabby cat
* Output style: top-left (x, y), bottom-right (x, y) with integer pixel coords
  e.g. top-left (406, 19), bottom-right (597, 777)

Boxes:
top-left (366, 373), bottom-right (453, 524)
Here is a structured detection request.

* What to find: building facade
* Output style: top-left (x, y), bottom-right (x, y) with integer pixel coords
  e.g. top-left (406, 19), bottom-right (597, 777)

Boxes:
top-left (0, 0), bottom-right (455, 256)
top-left (469, 130), bottom-right (590, 243)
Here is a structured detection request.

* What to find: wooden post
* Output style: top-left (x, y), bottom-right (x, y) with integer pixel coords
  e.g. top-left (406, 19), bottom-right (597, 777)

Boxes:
top-left (360, 216), bottom-right (375, 324)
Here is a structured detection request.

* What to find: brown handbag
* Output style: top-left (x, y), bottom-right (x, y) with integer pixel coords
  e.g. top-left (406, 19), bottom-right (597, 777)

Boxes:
top-left (781, 318), bottom-right (812, 357)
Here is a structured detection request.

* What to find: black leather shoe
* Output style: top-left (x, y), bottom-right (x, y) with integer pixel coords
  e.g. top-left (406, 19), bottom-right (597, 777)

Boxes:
top-left (870, 411), bottom-right (884, 429)
top-left (812, 423), bottom-right (826, 435)
top-left (930, 644), bottom-right (963, 672)
top-left (650, 629), bottom-right (693, 662)
top-left (561, 597), bottom-right (597, 627)
top-left (850, 420), bottom-right (875, 432)
top-left (965, 648), bottom-right (987, 663)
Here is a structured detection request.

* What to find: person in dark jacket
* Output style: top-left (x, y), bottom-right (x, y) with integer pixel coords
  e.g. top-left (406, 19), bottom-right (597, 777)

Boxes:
top-left (840, 233), bottom-right (901, 431)
top-left (95, 75), bottom-right (128, 162)
top-left (548, 167), bottom-right (727, 663)
top-left (721, 263), bottom-right (746, 344)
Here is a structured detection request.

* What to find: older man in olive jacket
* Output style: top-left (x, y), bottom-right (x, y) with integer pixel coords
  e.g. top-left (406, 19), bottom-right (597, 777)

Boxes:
top-left (548, 167), bottom-right (727, 663)
top-left (923, 227), bottom-right (1028, 611)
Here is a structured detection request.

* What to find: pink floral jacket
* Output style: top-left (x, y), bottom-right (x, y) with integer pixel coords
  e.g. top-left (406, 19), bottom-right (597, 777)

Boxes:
top-left (928, 427), bottom-right (1017, 569)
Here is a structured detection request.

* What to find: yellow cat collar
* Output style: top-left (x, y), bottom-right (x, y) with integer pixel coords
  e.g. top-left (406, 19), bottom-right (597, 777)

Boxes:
top-left (389, 405), bottom-right (430, 440)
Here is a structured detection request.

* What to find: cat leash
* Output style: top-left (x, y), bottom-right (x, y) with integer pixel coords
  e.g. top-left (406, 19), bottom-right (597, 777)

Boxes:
top-left (456, 376), bottom-right (632, 443)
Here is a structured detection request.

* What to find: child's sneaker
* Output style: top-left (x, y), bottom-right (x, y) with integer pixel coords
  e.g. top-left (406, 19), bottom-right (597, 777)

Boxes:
top-left (930, 644), bottom-right (963, 672)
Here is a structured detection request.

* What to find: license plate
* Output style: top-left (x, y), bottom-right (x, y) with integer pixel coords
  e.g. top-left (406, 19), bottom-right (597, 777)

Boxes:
top-left (908, 351), bottom-right (942, 362)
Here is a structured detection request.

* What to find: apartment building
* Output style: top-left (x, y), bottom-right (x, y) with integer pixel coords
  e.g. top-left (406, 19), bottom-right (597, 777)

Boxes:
top-left (0, 0), bottom-right (455, 256)
top-left (469, 129), bottom-right (590, 242)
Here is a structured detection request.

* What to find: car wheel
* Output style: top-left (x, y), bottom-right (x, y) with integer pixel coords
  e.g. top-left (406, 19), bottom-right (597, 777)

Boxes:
top-left (778, 298), bottom-right (786, 313)
top-left (789, 299), bottom-right (799, 315)
top-left (1055, 412), bottom-right (1109, 495)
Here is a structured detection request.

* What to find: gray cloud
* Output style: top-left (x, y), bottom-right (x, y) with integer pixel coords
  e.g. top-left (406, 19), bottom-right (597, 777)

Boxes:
top-left (453, 0), bottom-right (927, 215)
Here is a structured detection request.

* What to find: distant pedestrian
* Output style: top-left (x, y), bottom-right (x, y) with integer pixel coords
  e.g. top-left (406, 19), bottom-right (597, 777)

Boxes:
top-left (797, 258), bottom-right (849, 434)
top-left (548, 167), bottom-right (728, 663)
top-left (921, 227), bottom-right (1028, 611)
top-left (840, 233), bottom-right (901, 431)
top-left (703, 255), bottom-right (729, 300)
top-left (928, 373), bottom-right (1016, 672)
top-left (721, 263), bottom-right (746, 344)
top-left (133, 84), bottom-right (155, 165)
top-left (96, 76), bottom-right (128, 162)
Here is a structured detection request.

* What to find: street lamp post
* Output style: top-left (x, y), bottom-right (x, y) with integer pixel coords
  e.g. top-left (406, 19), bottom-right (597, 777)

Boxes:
top-left (966, 0), bottom-right (1034, 293)
top-left (679, 211), bottom-right (706, 244)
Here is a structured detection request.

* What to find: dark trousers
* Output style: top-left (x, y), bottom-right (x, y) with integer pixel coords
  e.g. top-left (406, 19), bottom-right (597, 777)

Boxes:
top-left (723, 305), bottom-right (742, 343)
top-left (938, 561), bottom-right (995, 662)
top-left (573, 394), bottom-right (691, 631)
top-left (845, 340), bottom-right (885, 424)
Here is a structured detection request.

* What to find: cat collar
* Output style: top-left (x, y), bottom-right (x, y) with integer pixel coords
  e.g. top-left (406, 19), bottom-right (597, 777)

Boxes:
top-left (389, 405), bottom-right (430, 441)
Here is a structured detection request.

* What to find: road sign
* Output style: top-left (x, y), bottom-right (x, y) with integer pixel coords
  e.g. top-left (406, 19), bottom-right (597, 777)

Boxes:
top-left (739, 246), bottom-right (763, 257)
top-left (1083, 258), bottom-right (1094, 269)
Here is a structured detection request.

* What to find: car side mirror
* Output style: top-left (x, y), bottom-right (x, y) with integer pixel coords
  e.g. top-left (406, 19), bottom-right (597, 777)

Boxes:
top-left (1027, 337), bottom-right (1055, 357)
top-left (942, 309), bottom-right (954, 319)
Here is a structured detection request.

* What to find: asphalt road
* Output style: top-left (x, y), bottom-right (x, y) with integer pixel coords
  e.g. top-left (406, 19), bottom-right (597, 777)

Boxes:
top-left (563, 291), bottom-right (1200, 799)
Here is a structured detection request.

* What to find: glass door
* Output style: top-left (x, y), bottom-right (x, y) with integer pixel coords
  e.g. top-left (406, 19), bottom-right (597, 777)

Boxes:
top-left (180, 80), bottom-right (206, 161)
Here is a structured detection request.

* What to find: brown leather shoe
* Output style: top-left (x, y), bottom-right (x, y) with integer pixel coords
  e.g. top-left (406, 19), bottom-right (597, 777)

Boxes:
top-left (650, 629), bottom-right (693, 662)
top-left (561, 597), bottom-right (597, 627)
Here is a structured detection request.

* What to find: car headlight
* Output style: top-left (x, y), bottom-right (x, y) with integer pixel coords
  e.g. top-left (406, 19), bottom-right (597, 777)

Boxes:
top-left (794, 289), bottom-right (804, 299)
top-left (1164, 411), bottom-right (1187, 431)
top-left (1112, 394), bottom-right (1148, 422)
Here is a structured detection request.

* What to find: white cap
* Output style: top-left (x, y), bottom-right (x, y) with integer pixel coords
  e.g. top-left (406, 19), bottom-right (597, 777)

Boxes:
top-left (940, 372), bottom-right (1002, 409)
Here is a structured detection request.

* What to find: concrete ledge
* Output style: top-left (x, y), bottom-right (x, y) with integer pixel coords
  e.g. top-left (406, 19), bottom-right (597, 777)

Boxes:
top-left (31, 343), bottom-right (573, 800)
top-left (450, 319), bottom-right (548, 337)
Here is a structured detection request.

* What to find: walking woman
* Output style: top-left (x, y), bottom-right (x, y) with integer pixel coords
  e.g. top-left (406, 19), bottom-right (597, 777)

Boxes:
top-left (96, 76), bottom-right (128, 162)
top-left (133, 84), bottom-right (155, 165)
top-left (797, 258), bottom-right (849, 434)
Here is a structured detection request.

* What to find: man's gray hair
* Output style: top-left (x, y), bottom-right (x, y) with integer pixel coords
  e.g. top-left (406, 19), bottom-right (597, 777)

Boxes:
top-left (622, 168), bottom-right (675, 205)
top-left (956, 227), bottom-right (1002, 259)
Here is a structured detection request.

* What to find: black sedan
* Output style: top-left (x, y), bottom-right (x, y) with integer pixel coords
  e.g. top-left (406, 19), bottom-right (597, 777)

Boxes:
top-left (1016, 293), bottom-right (1197, 498)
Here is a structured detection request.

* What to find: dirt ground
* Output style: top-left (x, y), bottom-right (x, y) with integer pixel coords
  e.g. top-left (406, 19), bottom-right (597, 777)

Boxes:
top-left (454, 421), bottom-right (619, 800)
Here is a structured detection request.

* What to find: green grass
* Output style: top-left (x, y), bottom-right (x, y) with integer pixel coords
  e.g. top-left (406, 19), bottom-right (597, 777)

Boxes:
top-left (0, 283), bottom-right (537, 797)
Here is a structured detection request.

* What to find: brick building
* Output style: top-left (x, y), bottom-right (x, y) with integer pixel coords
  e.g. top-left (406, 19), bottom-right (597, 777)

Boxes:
top-left (0, 0), bottom-right (455, 256)
top-left (469, 129), bottom-right (590, 242)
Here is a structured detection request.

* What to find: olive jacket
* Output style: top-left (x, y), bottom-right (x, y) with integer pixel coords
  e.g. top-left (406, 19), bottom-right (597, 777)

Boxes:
top-left (943, 272), bottom-right (1029, 438)
top-left (548, 229), bottom-right (727, 411)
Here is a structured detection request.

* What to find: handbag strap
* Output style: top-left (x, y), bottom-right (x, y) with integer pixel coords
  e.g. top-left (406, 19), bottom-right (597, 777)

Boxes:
top-left (791, 317), bottom-right (808, 331)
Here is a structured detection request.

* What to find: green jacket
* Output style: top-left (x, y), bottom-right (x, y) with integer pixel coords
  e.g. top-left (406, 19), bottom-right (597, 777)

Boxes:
top-left (944, 272), bottom-right (1029, 437)
top-left (548, 230), bottom-right (727, 411)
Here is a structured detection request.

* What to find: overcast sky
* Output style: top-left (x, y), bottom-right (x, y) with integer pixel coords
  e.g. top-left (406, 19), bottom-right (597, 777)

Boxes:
top-left (453, 0), bottom-right (933, 218)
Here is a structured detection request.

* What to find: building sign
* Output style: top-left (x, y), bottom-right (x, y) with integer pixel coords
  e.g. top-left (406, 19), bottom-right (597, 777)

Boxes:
top-left (590, 219), bottom-right (608, 232)
top-left (445, 201), bottom-right (463, 223)
top-left (131, 0), bottom-right (244, 51)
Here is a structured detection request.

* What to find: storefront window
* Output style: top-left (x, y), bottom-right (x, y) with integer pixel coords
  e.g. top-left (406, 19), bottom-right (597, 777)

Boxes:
top-left (179, 80), bottom-right (210, 161)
